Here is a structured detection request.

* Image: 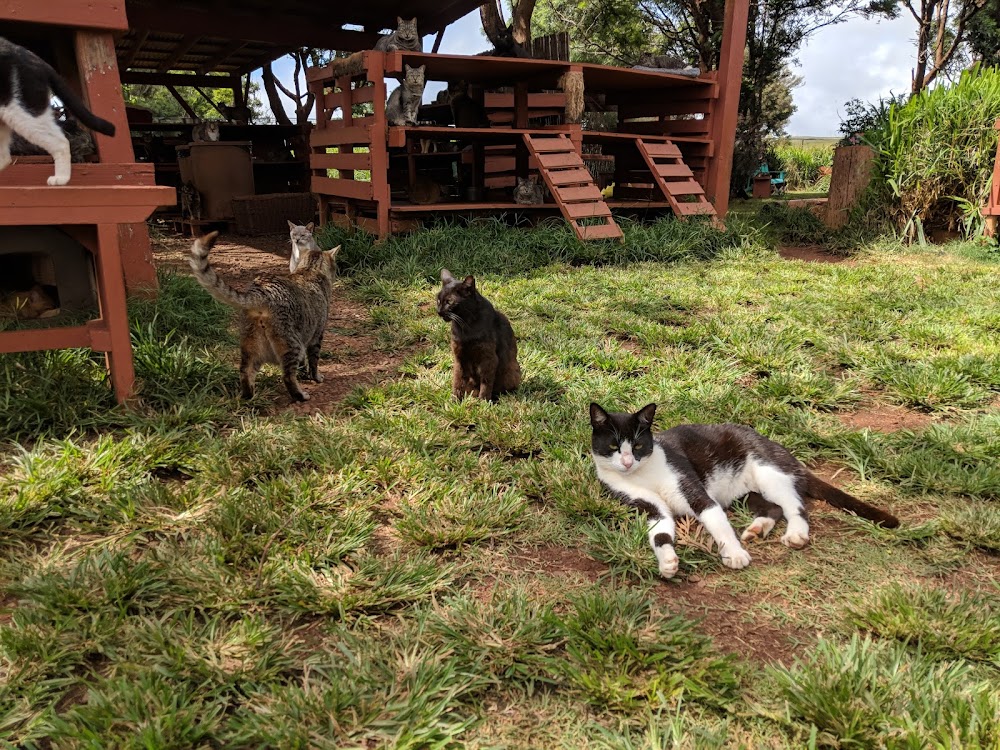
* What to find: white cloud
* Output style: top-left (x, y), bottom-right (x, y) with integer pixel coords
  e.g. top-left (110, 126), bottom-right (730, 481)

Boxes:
top-left (786, 14), bottom-right (914, 136)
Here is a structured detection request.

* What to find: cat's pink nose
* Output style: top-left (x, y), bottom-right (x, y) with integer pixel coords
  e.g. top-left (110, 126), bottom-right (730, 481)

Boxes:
top-left (621, 455), bottom-right (634, 469)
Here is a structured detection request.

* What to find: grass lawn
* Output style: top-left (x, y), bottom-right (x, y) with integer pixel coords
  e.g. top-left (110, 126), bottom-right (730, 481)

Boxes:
top-left (2, 215), bottom-right (999, 748)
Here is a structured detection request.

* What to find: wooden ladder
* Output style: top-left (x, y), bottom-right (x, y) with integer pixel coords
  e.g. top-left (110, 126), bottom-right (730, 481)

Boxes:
top-left (522, 133), bottom-right (623, 242)
top-left (635, 138), bottom-right (719, 223)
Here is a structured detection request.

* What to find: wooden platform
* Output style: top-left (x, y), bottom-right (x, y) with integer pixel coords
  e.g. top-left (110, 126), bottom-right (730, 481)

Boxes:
top-left (307, 27), bottom-right (749, 238)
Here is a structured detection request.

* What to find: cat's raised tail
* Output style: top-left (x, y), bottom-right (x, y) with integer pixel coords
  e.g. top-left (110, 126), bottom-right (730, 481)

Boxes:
top-left (189, 232), bottom-right (259, 309)
top-left (45, 64), bottom-right (115, 137)
top-left (804, 474), bottom-right (899, 528)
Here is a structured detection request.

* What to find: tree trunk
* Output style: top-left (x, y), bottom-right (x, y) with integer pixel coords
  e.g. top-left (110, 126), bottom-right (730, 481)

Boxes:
top-left (511, 0), bottom-right (537, 46)
top-left (261, 63), bottom-right (293, 126)
top-left (480, 2), bottom-right (508, 49)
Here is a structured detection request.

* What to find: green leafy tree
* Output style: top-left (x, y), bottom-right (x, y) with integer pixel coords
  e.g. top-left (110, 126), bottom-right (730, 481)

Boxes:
top-left (122, 76), bottom-right (264, 122)
top-left (965, 0), bottom-right (1000, 67)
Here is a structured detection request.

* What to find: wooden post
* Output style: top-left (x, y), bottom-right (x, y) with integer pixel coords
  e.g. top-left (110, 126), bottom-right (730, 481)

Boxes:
top-left (76, 29), bottom-right (160, 293)
top-left (986, 118), bottom-right (1000, 238)
top-left (514, 82), bottom-right (529, 179)
top-left (368, 52), bottom-right (392, 238)
top-left (704, 0), bottom-right (750, 218)
top-left (94, 224), bottom-right (136, 402)
top-left (825, 145), bottom-right (875, 229)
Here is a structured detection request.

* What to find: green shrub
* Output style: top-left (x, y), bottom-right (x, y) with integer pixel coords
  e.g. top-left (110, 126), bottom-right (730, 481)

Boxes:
top-left (867, 65), bottom-right (1000, 235)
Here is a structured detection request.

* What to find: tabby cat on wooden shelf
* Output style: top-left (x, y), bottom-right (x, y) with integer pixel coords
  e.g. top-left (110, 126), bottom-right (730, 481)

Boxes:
top-left (0, 36), bottom-right (115, 185)
top-left (189, 232), bottom-right (340, 403)
top-left (589, 402), bottom-right (899, 579)
top-left (386, 65), bottom-right (426, 127)
top-left (513, 175), bottom-right (545, 205)
top-left (437, 269), bottom-right (521, 401)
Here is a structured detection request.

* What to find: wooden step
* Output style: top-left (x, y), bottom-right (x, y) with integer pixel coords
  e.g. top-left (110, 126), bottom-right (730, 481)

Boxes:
top-left (552, 185), bottom-right (604, 203)
top-left (546, 167), bottom-right (594, 186)
top-left (522, 133), bottom-right (622, 243)
top-left (663, 180), bottom-right (705, 196)
top-left (579, 223), bottom-right (625, 240)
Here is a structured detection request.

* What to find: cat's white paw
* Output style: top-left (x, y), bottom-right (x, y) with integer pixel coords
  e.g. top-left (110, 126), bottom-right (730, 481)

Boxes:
top-left (720, 545), bottom-right (751, 570)
top-left (658, 550), bottom-right (680, 579)
top-left (47, 174), bottom-right (70, 186)
top-left (298, 392), bottom-right (311, 402)
top-left (0, 154), bottom-right (11, 171)
top-left (740, 517), bottom-right (776, 543)
top-left (313, 373), bottom-right (325, 383)
top-left (781, 531), bottom-right (809, 549)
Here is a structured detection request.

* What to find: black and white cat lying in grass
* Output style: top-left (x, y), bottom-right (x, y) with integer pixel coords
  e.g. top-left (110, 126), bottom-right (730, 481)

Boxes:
top-left (589, 402), bottom-right (899, 579)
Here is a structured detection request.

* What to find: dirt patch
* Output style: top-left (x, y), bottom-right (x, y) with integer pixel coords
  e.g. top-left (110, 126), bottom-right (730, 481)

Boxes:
top-left (151, 231), bottom-right (410, 413)
top-left (659, 579), bottom-right (811, 665)
top-left (778, 245), bottom-right (850, 264)
top-left (507, 545), bottom-right (608, 580)
top-left (838, 403), bottom-right (936, 432)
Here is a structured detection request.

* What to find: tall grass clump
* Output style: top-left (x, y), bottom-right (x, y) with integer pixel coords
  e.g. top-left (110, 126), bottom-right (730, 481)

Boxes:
top-left (867, 64), bottom-right (1000, 234)
top-left (773, 142), bottom-right (834, 190)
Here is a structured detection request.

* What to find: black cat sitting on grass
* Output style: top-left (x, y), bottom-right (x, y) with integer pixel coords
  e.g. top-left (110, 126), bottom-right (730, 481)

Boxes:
top-left (437, 269), bottom-right (521, 401)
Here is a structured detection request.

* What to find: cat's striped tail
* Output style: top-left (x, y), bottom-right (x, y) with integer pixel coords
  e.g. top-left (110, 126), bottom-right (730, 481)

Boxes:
top-left (805, 474), bottom-right (900, 528)
top-left (189, 232), bottom-right (259, 309)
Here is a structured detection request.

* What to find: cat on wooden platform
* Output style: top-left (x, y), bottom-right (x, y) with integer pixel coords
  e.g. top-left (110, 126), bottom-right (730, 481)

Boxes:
top-left (0, 37), bottom-right (116, 185)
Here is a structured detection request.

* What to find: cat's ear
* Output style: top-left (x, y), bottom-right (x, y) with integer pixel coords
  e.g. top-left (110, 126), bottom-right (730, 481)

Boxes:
top-left (636, 403), bottom-right (657, 427)
top-left (415, 65), bottom-right (426, 74)
top-left (306, 222), bottom-right (315, 232)
top-left (590, 402), bottom-right (610, 427)
top-left (462, 275), bottom-right (476, 290)
top-left (440, 268), bottom-right (454, 284)
top-left (397, 16), bottom-right (404, 25)
top-left (287, 220), bottom-right (296, 230)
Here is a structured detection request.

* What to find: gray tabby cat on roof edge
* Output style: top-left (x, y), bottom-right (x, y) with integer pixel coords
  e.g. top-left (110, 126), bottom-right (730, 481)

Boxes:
top-left (374, 17), bottom-right (422, 53)
top-left (328, 17), bottom-right (422, 80)
top-left (0, 36), bottom-right (116, 185)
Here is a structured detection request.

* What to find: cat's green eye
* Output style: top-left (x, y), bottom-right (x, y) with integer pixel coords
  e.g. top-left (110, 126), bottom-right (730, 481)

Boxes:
top-left (610, 444), bottom-right (619, 451)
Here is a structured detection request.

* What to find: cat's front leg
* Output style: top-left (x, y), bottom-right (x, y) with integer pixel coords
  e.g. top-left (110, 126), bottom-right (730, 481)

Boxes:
top-left (647, 515), bottom-right (679, 579)
top-left (0, 125), bottom-right (12, 171)
top-left (477, 354), bottom-right (499, 401)
top-left (689, 492), bottom-right (751, 570)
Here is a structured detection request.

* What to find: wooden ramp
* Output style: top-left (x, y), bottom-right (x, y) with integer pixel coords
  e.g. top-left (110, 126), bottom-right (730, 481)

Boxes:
top-left (522, 134), bottom-right (623, 242)
top-left (635, 139), bottom-right (718, 223)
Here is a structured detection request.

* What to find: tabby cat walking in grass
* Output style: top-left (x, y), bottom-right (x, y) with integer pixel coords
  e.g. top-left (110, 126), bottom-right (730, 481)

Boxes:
top-left (589, 402), bottom-right (899, 579)
top-left (190, 232), bottom-right (339, 402)
top-left (438, 269), bottom-right (521, 401)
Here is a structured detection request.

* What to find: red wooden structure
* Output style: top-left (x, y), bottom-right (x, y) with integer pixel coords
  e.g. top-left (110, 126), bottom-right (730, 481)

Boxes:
top-left (306, 0), bottom-right (749, 240)
top-left (0, 1), bottom-right (174, 402)
top-left (986, 118), bottom-right (1000, 238)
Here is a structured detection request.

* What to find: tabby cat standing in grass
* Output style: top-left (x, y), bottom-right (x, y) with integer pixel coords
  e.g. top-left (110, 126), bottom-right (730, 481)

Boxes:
top-left (437, 269), bottom-right (521, 401)
top-left (590, 402), bottom-right (899, 578)
top-left (189, 232), bottom-right (339, 402)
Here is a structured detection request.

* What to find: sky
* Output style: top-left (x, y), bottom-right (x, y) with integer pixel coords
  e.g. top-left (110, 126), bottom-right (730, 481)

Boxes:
top-left (262, 8), bottom-right (918, 137)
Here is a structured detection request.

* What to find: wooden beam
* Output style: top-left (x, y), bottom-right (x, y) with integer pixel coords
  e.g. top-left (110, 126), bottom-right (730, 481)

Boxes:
top-left (431, 29), bottom-right (445, 54)
top-left (199, 39), bottom-right (247, 75)
top-left (193, 86), bottom-right (225, 116)
top-left (704, 0), bottom-right (750, 218)
top-left (120, 29), bottom-right (150, 70)
top-left (120, 71), bottom-right (239, 88)
top-left (157, 35), bottom-right (201, 73)
top-left (1, 0), bottom-right (128, 30)
top-left (166, 85), bottom-right (198, 120)
top-left (124, 2), bottom-right (380, 50)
